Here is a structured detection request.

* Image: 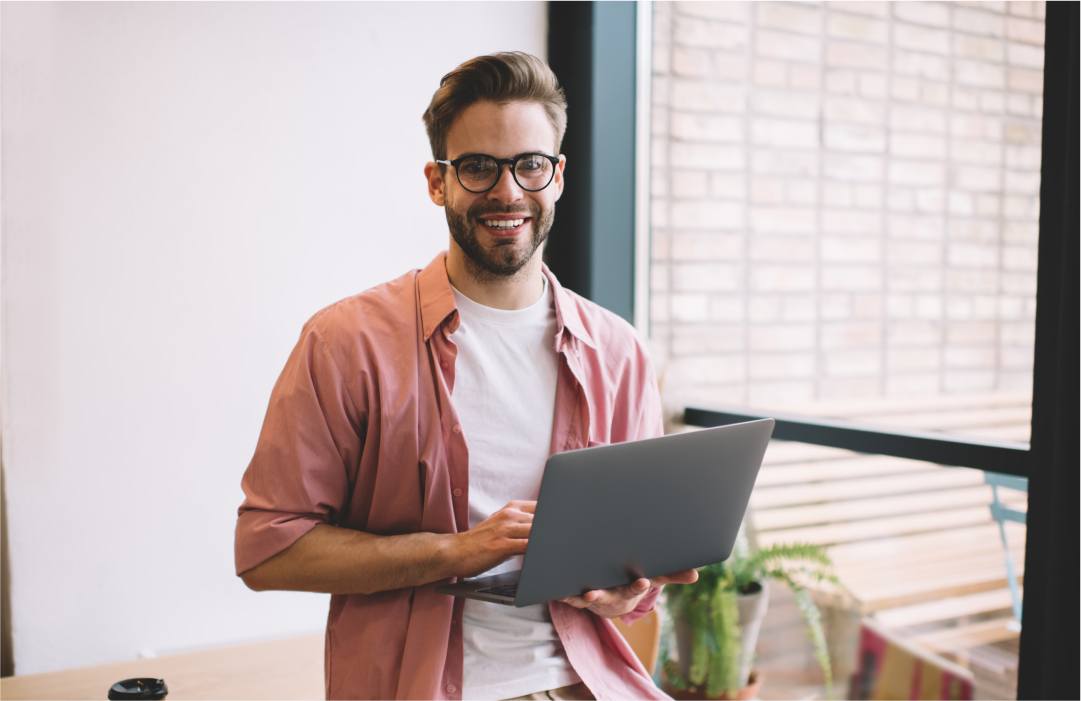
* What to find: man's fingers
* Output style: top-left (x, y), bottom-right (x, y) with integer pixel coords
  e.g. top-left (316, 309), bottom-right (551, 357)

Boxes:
top-left (506, 500), bottom-right (537, 514)
top-left (583, 588), bottom-right (606, 603)
top-left (556, 580), bottom-right (651, 617)
top-left (504, 522), bottom-right (532, 536)
top-left (579, 580), bottom-right (649, 603)
top-left (554, 573), bottom-right (700, 613)
top-left (649, 569), bottom-right (700, 587)
top-left (504, 537), bottom-right (530, 554)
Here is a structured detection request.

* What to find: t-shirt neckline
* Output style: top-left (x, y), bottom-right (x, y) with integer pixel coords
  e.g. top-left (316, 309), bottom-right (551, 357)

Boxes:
top-left (450, 276), bottom-right (552, 326)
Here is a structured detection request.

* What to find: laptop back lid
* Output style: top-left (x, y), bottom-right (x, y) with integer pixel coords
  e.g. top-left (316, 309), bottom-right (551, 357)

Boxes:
top-left (513, 418), bottom-right (774, 607)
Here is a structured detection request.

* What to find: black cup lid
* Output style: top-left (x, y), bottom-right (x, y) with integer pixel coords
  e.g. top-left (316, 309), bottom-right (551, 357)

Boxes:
top-left (108, 678), bottom-right (168, 700)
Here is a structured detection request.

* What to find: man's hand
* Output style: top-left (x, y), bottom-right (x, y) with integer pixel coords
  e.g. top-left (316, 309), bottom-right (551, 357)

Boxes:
top-left (558, 569), bottom-right (699, 618)
top-left (450, 500), bottom-right (536, 578)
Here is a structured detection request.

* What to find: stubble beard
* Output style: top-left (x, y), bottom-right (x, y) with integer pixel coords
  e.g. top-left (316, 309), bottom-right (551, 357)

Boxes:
top-left (446, 198), bottom-right (554, 284)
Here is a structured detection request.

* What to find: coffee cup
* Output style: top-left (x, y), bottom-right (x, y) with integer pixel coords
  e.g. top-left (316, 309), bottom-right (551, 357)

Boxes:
top-left (107, 678), bottom-right (168, 700)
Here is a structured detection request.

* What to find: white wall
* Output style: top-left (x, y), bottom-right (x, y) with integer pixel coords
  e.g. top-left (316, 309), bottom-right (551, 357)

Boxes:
top-left (1, 1), bottom-right (547, 676)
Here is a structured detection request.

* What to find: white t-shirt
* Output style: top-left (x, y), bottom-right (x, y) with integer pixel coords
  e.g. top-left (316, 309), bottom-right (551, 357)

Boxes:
top-left (450, 278), bottom-right (582, 701)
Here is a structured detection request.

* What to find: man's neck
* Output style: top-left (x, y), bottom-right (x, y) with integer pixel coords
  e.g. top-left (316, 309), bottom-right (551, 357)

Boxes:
top-left (445, 245), bottom-right (546, 311)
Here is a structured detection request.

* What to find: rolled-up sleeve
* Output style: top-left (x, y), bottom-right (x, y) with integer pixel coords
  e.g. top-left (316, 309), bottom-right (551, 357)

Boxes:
top-left (235, 319), bottom-right (365, 576)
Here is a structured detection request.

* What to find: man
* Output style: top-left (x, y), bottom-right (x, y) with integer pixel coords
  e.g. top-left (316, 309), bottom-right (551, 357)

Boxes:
top-left (235, 52), bottom-right (696, 701)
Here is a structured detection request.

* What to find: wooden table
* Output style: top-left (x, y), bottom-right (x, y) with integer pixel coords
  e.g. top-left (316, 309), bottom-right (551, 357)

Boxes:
top-left (0, 634), bottom-right (324, 700)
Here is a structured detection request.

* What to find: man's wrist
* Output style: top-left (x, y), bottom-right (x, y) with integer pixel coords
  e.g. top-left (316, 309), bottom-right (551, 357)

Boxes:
top-left (430, 532), bottom-right (463, 581)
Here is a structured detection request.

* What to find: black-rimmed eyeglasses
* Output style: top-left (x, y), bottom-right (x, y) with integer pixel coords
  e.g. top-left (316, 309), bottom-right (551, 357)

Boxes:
top-left (436, 153), bottom-right (561, 193)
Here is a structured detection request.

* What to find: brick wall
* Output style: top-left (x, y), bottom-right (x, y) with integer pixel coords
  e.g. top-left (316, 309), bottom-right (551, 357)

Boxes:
top-left (648, 1), bottom-right (1045, 411)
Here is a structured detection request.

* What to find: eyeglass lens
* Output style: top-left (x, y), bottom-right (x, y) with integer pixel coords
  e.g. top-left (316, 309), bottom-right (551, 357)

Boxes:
top-left (457, 155), bottom-right (554, 192)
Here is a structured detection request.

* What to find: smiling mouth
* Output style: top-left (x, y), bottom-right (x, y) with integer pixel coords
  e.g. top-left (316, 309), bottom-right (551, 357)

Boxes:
top-left (480, 217), bottom-right (530, 232)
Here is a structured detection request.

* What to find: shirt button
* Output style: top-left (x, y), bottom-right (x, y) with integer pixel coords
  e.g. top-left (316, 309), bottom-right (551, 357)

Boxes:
top-left (574, 347), bottom-right (580, 357)
top-left (441, 360), bottom-right (448, 368)
top-left (452, 424), bottom-right (461, 433)
top-left (446, 684), bottom-right (457, 694)
top-left (453, 488), bottom-right (463, 497)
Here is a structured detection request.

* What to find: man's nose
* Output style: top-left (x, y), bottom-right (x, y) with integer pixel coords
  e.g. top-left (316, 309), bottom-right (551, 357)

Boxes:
top-left (487, 164), bottom-right (524, 202)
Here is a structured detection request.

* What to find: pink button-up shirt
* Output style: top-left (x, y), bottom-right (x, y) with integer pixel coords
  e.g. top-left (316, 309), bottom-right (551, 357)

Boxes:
top-left (236, 253), bottom-right (669, 700)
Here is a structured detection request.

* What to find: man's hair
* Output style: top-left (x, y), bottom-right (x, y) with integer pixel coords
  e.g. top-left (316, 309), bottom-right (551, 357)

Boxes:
top-left (422, 52), bottom-right (568, 161)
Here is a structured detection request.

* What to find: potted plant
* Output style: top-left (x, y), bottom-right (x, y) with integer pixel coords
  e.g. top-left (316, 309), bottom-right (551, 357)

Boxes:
top-left (659, 533), bottom-right (843, 700)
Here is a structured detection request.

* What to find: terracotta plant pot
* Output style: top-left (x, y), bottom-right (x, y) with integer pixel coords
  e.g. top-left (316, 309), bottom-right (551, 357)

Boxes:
top-left (663, 671), bottom-right (763, 700)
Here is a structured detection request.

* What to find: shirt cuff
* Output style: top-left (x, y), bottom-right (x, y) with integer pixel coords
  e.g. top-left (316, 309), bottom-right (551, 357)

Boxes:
top-left (235, 509), bottom-right (325, 576)
top-left (619, 585), bottom-right (662, 626)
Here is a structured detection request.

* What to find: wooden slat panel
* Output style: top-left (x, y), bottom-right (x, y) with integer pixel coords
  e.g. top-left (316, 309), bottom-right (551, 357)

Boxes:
top-left (855, 407), bottom-right (1031, 432)
top-left (838, 551), bottom-right (1022, 586)
top-left (755, 455), bottom-right (931, 487)
top-left (757, 506), bottom-right (1003, 547)
top-left (909, 618), bottom-right (1020, 654)
top-left (852, 574), bottom-right (1020, 612)
top-left (754, 486), bottom-right (1027, 531)
top-left (827, 522), bottom-right (1024, 562)
top-left (836, 548), bottom-right (1020, 585)
top-left (752, 391), bottom-right (1031, 420)
top-left (955, 424), bottom-right (1033, 441)
top-left (828, 526), bottom-right (1025, 610)
top-left (760, 441), bottom-right (860, 465)
top-left (874, 588), bottom-right (1019, 629)
top-left (750, 467), bottom-right (984, 509)
top-left (829, 525), bottom-right (1024, 600)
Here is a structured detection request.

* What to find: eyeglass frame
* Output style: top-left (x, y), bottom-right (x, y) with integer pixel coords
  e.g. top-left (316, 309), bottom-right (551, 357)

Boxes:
top-left (435, 152), bottom-right (563, 193)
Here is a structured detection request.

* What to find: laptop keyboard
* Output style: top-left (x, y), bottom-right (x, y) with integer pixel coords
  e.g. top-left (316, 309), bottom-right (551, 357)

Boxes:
top-left (476, 584), bottom-right (518, 598)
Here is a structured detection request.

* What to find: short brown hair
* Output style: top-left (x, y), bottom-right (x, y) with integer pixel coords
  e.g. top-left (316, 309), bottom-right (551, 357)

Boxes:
top-left (422, 52), bottom-right (568, 161)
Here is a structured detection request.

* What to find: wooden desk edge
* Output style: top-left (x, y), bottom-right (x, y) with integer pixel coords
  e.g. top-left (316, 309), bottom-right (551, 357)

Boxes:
top-left (0, 633), bottom-right (324, 700)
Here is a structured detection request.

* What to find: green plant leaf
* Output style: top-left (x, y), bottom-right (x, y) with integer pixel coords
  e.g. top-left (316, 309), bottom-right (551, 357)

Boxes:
top-left (792, 586), bottom-right (834, 700)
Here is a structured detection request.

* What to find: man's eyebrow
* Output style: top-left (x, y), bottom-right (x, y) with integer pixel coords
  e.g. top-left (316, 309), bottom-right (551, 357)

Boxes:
top-left (449, 151), bottom-right (556, 160)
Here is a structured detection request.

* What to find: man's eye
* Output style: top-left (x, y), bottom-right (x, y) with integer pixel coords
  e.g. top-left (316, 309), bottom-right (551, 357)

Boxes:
top-left (518, 157), bottom-right (543, 171)
top-left (462, 158), bottom-right (495, 174)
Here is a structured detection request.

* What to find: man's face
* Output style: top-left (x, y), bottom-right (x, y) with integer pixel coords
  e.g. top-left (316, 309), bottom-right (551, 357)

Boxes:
top-left (427, 100), bottom-right (565, 280)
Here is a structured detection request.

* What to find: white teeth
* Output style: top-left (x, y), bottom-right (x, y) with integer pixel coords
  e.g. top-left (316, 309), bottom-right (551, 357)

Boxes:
top-left (484, 218), bottom-right (525, 230)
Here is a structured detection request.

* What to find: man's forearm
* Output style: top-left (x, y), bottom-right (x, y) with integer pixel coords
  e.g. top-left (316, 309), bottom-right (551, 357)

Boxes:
top-left (240, 523), bottom-right (459, 596)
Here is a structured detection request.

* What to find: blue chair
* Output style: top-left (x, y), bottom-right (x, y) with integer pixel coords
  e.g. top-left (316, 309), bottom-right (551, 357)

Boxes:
top-left (984, 471), bottom-right (1027, 624)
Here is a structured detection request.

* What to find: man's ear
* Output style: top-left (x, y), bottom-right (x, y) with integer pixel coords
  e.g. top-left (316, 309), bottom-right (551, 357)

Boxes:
top-left (553, 154), bottom-right (566, 202)
top-left (424, 162), bottom-right (446, 206)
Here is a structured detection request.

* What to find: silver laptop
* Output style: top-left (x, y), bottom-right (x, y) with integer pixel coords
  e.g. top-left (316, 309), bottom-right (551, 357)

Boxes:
top-left (435, 418), bottom-right (774, 607)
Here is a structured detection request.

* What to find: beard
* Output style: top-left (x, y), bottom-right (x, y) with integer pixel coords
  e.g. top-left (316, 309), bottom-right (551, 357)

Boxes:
top-left (445, 197), bottom-right (554, 282)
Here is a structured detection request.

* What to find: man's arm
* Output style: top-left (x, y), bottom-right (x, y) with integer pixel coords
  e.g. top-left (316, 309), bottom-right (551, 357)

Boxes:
top-left (240, 500), bottom-right (536, 596)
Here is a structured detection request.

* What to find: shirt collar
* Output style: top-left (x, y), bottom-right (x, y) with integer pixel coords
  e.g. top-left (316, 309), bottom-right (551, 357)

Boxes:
top-left (542, 263), bottom-right (597, 350)
top-left (416, 253), bottom-right (458, 341)
top-left (416, 252), bottom-right (597, 350)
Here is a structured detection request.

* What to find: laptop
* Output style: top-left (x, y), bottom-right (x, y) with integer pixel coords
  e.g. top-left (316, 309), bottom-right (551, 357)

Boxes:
top-left (435, 418), bottom-right (774, 607)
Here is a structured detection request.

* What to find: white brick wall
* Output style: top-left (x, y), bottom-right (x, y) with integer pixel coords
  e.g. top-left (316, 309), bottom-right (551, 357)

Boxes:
top-left (649, 0), bottom-right (1044, 409)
